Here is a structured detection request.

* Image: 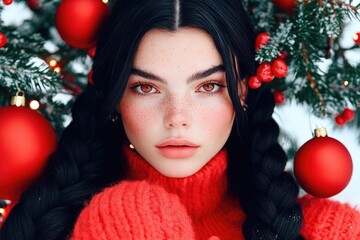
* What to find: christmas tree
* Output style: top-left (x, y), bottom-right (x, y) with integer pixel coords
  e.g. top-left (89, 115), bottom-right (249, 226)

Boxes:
top-left (0, 0), bottom-right (359, 133)
top-left (0, 0), bottom-right (360, 219)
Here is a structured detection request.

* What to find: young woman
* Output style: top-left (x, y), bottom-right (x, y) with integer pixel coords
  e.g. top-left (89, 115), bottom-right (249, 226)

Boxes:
top-left (1, 0), bottom-right (359, 239)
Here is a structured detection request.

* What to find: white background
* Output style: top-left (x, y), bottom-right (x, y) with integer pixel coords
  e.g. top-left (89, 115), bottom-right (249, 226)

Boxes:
top-left (2, 1), bottom-right (360, 206)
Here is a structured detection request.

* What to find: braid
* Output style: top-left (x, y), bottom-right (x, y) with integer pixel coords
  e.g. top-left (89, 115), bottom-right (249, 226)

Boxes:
top-left (228, 84), bottom-right (304, 240)
top-left (0, 86), bottom-right (125, 240)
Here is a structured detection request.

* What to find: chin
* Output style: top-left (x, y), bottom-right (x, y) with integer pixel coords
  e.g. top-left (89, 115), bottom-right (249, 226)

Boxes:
top-left (156, 163), bottom-right (203, 178)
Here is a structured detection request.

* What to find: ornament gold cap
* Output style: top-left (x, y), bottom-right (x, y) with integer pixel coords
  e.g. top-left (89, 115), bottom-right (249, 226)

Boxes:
top-left (314, 127), bottom-right (328, 137)
top-left (10, 90), bottom-right (26, 107)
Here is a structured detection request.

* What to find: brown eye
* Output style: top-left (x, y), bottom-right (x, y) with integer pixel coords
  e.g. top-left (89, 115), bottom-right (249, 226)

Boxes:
top-left (198, 82), bottom-right (223, 93)
top-left (202, 83), bottom-right (215, 92)
top-left (132, 83), bottom-right (158, 94)
top-left (140, 84), bottom-right (153, 93)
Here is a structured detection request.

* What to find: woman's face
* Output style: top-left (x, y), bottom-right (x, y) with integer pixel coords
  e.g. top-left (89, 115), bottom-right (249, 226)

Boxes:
top-left (119, 28), bottom-right (236, 177)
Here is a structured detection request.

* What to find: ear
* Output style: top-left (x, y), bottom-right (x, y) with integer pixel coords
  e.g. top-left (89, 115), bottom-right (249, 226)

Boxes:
top-left (238, 78), bottom-right (248, 107)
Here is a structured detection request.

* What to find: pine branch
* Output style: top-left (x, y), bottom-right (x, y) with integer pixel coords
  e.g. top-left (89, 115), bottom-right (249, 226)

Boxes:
top-left (250, 0), bottom-right (360, 118)
top-left (0, 1), bottom-right (93, 134)
top-left (0, 25), bottom-right (61, 93)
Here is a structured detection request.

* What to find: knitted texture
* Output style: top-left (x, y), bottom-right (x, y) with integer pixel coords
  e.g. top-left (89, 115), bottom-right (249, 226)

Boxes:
top-left (299, 195), bottom-right (360, 240)
top-left (71, 180), bottom-right (195, 240)
top-left (72, 147), bottom-right (360, 239)
top-left (125, 147), bottom-right (245, 240)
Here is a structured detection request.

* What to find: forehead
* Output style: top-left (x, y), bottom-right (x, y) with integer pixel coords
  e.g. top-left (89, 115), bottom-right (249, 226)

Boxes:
top-left (133, 28), bottom-right (223, 74)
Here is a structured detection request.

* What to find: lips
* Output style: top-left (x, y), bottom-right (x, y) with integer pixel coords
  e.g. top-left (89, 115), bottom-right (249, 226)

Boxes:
top-left (156, 139), bottom-right (199, 159)
top-left (156, 139), bottom-right (199, 148)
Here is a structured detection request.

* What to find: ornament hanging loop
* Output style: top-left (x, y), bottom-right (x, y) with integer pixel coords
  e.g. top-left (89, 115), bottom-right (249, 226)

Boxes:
top-left (10, 90), bottom-right (26, 107)
top-left (314, 127), bottom-right (327, 137)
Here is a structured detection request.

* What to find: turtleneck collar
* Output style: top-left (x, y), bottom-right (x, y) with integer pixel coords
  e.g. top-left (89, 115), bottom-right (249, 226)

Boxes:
top-left (123, 147), bottom-right (229, 219)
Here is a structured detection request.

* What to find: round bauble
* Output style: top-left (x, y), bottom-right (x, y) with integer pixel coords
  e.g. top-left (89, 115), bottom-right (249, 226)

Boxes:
top-left (294, 129), bottom-right (352, 198)
top-left (55, 0), bottom-right (109, 49)
top-left (0, 106), bottom-right (57, 207)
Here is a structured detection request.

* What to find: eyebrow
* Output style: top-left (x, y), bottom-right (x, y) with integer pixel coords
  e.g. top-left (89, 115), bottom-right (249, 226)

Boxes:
top-left (130, 64), bottom-right (225, 84)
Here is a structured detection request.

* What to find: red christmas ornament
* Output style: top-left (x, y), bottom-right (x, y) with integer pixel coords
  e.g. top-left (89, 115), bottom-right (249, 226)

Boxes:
top-left (55, 0), bottom-right (110, 49)
top-left (255, 32), bottom-right (270, 51)
top-left (271, 59), bottom-right (288, 78)
top-left (273, 89), bottom-right (286, 105)
top-left (256, 62), bottom-right (274, 82)
top-left (87, 46), bottom-right (97, 58)
top-left (335, 115), bottom-right (346, 126)
top-left (27, 0), bottom-right (42, 11)
top-left (294, 128), bottom-right (352, 198)
top-left (342, 108), bottom-right (355, 122)
top-left (0, 33), bottom-right (7, 48)
top-left (0, 92), bottom-right (57, 224)
top-left (353, 32), bottom-right (360, 45)
top-left (2, 0), bottom-right (13, 5)
top-left (272, 0), bottom-right (297, 13)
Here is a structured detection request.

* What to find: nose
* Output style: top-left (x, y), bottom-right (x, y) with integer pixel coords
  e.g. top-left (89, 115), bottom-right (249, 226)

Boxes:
top-left (164, 96), bottom-right (192, 129)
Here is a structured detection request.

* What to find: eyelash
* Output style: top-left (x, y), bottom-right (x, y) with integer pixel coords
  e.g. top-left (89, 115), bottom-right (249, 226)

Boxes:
top-left (130, 81), bottom-right (159, 96)
top-left (196, 80), bottom-right (227, 95)
top-left (130, 80), bottom-right (227, 96)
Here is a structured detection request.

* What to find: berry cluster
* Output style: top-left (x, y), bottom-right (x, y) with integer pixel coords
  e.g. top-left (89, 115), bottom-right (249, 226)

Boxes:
top-left (1, 0), bottom-right (13, 48)
top-left (249, 33), bottom-right (289, 89)
top-left (335, 108), bottom-right (355, 126)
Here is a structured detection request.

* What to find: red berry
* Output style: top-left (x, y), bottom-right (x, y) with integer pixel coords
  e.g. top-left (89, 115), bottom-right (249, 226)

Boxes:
top-left (257, 62), bottom-right (274, 82)
top-left (353, 32), bottom-right (360, 45)
top-left (342, 108), bottom-right (355, 122)
top-left (271, 59), bottom-right (288, 78)
top-left (273, 89), bottom-right (286, 105)
top-left (0, 33), bottom-right (7, 48)
top-left (248, 76), bottom-right (262, 89)
top-left (255, 33), bottom-right (270, 51)
top-left (88, 70), bottom-right (94, 85)
top-left (272, 0), bottom-right (297, 13)
top-left (27, 0), bottom-right (42, 11)
top-left (335, 115), bottom-right (346, 126)
top-left (3, 0), bottom-right (13, 5)
top-left (279, 50), bottom-right (287, 59)
top-left (87, 46), bottom-right (97, 58)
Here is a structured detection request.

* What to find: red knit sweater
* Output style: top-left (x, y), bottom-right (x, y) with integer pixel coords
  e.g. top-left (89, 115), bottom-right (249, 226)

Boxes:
top-left (71, 148), bottom-right (360, 240)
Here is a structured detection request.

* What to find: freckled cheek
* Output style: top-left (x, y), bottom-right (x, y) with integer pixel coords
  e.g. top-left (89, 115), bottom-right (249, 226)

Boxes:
top-left (119, 101), bottom-right (157, 139)
top-left (197, 101), bottom-right (234, 134)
